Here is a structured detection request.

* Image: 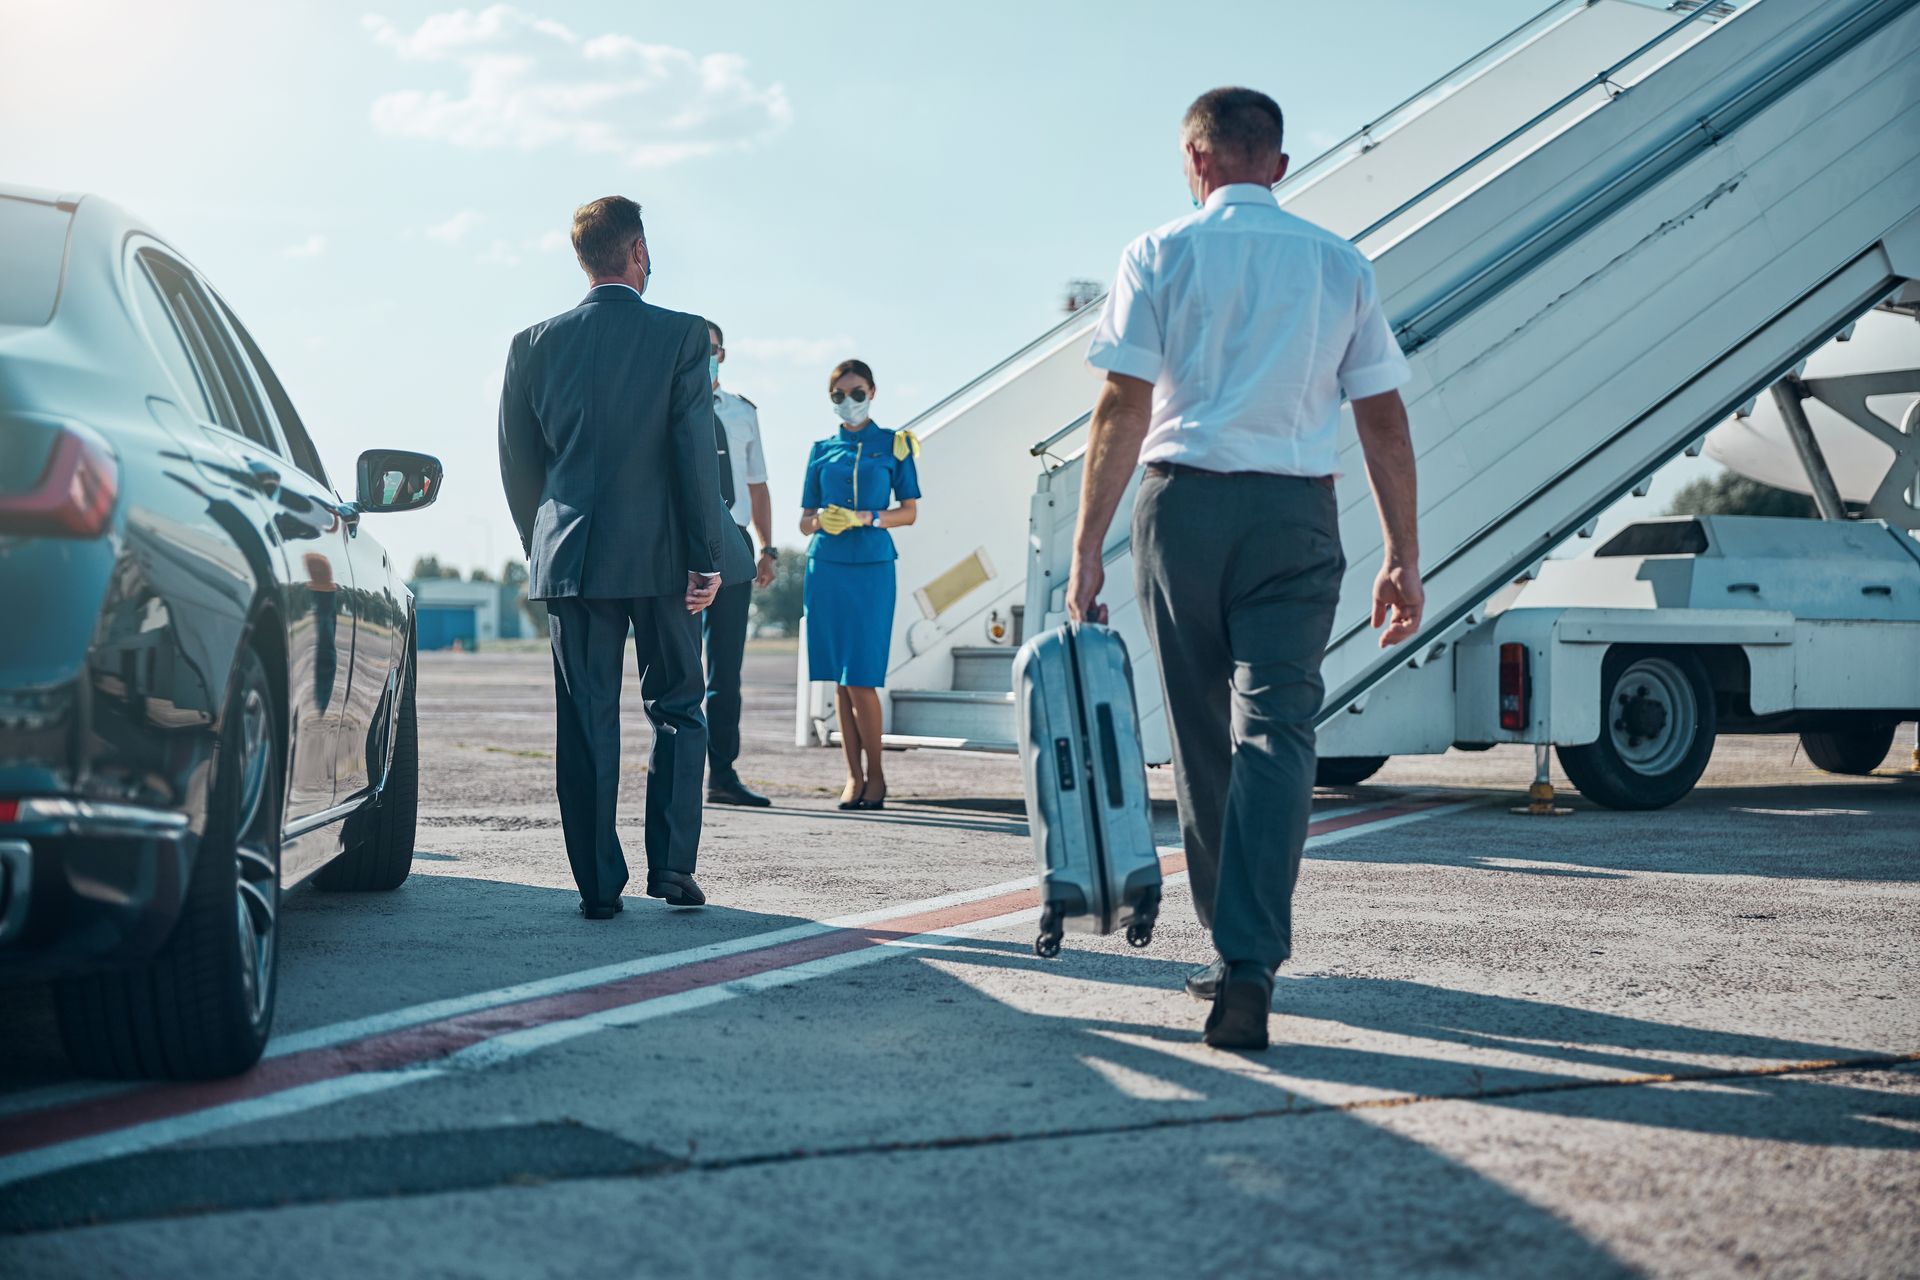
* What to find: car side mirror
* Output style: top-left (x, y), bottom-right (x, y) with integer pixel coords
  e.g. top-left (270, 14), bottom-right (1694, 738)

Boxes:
top-left (355, 449), bottom-right (443, 514)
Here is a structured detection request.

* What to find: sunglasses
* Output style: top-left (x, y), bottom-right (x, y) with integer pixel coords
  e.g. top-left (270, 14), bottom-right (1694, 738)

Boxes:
top-left (829, 388), bottom-right (870, 405)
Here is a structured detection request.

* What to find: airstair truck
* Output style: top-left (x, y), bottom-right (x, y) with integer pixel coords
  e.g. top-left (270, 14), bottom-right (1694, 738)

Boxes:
top-left (799, 0), bottom-right (1920, 809)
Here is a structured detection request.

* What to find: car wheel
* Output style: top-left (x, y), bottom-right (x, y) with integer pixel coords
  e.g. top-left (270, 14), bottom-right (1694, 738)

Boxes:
top-left (1557, 647), bottom-right (1716, 811)
top-left (53, 646), bottom-right (281, 1079)
top-left (314, 650), bottom-right (417, 892)
top-left (1800, 722), bottom-right (1897, 775)
top-left (1315, 755), bottom-right (1388, 787)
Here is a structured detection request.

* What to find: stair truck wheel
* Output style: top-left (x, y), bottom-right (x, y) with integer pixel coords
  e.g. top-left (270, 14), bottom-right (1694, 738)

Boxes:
top-left (1557, 647), bottom-right (1716, 811)
top-left (1315, 755), bottom-right (1388, 787)
top-left (53, 646), bottom-right (283, 1079)
top-left (1800, 722), bottom-right (1898, 775)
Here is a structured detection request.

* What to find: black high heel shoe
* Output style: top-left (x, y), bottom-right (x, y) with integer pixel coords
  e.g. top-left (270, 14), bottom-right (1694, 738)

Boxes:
top-left (854, 782), bottom-right (888, 811)
top-left (837, 781), bottom-right (865, 811)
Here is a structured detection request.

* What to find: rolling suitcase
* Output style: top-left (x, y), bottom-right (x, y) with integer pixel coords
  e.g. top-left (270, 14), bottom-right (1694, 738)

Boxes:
top-left (1012, 622), bottom-right (1162, 958)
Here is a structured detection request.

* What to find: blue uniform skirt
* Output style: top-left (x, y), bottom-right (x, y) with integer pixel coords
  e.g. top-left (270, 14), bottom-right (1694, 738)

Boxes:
top-left (805, 558), bottom-right (895, 687)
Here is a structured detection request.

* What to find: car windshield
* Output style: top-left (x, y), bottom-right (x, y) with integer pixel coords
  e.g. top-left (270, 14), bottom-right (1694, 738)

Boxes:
top-left (0, 196), bottom-right (72, 327)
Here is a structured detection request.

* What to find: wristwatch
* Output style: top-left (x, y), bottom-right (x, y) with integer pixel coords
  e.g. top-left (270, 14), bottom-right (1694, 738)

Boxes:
top-left (760, 545), bottom-right (778, 560)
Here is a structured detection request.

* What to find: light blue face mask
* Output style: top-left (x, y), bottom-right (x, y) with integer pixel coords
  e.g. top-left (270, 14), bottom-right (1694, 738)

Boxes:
top-left (709, 354), bottom-right (720, 385)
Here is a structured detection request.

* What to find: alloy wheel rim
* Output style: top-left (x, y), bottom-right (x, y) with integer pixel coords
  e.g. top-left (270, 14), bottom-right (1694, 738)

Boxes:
top-left (232, 682), bottom-right (277, 1025)
top-left (1608, 657), bottom-right (1696, 777)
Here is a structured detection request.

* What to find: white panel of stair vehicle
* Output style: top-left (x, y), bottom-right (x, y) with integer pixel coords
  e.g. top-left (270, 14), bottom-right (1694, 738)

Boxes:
top-left (1449, 517), bottom-right (1920, 747)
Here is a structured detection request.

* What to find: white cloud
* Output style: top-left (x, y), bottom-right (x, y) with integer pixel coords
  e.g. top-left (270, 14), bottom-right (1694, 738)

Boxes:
top-left (479, 238), bottom-right (521, 267)
top-left (362, 6), bottom-right (790, 168)
top-left (531, 229), bottom-right (570, 254)
top-left (427, 209), bottom-right (484, 243)
top-left (283, 234), bottom-right (328, 258)
top-left (729, 336), bottom-right (858, 366)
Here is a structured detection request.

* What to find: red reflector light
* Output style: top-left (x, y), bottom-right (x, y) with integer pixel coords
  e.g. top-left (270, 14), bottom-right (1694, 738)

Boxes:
top-left (0, 426), bottom-right (119, 539)
top-left (0, 800), bottom-right (17, 824)
top-left (1498, 643), bottom-right (1530, 731)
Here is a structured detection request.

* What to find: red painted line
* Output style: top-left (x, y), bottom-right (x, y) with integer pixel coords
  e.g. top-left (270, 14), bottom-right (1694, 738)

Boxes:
top-left (0, 798), bottom-right (1451, 1160)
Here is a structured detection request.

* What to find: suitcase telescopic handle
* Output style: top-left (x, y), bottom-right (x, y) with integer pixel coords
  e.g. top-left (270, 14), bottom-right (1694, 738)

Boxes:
top-left (1094, 704), bottom-right (1124, 808)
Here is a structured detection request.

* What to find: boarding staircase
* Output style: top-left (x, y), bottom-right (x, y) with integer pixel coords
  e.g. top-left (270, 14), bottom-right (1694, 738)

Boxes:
top-left (799, 0), bottom-right (1920, 762)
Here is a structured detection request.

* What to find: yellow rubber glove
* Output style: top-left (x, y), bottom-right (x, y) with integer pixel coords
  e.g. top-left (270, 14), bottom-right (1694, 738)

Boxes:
top-left (893, 429), bottom-right (921, 461)
top-left (817, 505), bottom-right (859, 535)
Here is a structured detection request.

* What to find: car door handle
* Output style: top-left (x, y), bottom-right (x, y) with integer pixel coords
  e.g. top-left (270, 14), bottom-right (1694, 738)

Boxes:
top-left (244, 459), bottom-right (281, 494)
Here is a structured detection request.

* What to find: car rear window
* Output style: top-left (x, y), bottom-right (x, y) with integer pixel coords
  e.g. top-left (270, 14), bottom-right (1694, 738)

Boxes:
top-left (0, 197), bottom-right (73, 327)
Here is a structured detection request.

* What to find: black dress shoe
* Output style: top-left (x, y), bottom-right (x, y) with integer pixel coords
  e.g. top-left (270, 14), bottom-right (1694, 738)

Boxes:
top-left (708, 773), bottom-right (771, 807)
top-left (1202, 963), bottom-right (1273, 1051)
top-left (1185, 958), bottom-right (1227, 1003)
top-left (646, 870), bottom-right (706, 907)
top-left (580, 898), bottom-right (623, 920)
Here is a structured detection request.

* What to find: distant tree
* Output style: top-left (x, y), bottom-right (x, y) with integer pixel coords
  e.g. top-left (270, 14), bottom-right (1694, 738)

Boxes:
top-left (1063, 279), bottom-right (1103, 314)
top-left (468, 567), bottom-right (495, 583)
top-left (499, 559), bottom-right (545, 629)
top-left (410, 554), bottom-right (461, 580)
top-left (749, 548), bottom-right (806, 637)
top-left (1665, 472), bottom-right (1816, 519)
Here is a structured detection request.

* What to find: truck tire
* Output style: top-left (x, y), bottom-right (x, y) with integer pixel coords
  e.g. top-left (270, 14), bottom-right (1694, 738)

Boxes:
top-left (315, 651), bottom-right (418, 892)
top-left (1800, 722), bottom-right (1897, 776)
top-left (53, 645), bottom-right (282, 1079)
top-left (1557, 647), bottom-right (1716, 811)
top-left (1316, 755), bottom-right (1388, 787)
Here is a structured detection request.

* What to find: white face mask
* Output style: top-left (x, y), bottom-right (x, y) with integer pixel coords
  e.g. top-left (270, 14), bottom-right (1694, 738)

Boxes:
top-left (834, 396), bottom-right (870, 426)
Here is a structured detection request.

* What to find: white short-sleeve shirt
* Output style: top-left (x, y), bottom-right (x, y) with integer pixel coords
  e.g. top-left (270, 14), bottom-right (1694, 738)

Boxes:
top-left (713, 387), bottom-right (768, 527)
top-left (1086, 183), bottom-right (1409, 477)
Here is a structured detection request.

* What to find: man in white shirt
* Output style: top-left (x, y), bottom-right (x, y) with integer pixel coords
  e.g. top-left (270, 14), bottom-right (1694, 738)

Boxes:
top-left (1068, 88), bottom-right (1424, 1050)
top-left (705, 320), bottom-right (779, 807)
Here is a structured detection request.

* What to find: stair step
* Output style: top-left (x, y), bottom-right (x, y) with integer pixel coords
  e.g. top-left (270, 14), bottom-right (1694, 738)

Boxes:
top-left (890, 688), bottom-right (1016, 742)
top-left (950, 646), bottom-right (1017, 692)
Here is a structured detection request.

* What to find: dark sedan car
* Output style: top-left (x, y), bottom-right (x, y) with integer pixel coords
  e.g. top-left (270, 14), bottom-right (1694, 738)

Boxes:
top-left (1, 184), bottom-right (443, 1079)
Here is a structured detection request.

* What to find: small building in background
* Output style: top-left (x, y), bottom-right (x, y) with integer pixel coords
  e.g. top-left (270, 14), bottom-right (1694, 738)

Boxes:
top-left (411, 578), bottom-right (503, 651)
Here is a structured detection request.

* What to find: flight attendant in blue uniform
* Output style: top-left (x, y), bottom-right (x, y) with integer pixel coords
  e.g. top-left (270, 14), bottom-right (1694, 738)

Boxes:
top-left (800, 359), bottom-right (921, 810)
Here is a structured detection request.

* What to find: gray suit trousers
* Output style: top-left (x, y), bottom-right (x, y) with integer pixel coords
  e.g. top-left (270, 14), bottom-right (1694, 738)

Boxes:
top-left (1132, 466), bottom-right (1344, 970)
top-left (547, 595), bottom-right (708, 906)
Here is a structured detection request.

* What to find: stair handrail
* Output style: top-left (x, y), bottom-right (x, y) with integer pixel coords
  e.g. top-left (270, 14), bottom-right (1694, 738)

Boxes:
top-left (1350, 0), bottom-right (1739, 253)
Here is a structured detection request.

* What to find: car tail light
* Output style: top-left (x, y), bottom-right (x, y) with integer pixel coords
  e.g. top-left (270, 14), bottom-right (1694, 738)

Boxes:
top-left (0, 422), bottom-right (118, 538)
top-left (0, 801), bottom-right (17, 824)
top-left (1498, 643), bottom-right (1530, 731)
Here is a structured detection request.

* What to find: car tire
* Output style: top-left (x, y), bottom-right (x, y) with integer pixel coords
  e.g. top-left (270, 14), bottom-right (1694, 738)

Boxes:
top-left (53, 645), bottom-right (282, 1080)
top-left (1315, 755), bottom-right (1389, 787)
top-left (314, 650), bottom-right (417, 892)
top-left (1556, 647), bottom-right (1716, 811)
top-left (1800, 722), bottom-right (1897, 776)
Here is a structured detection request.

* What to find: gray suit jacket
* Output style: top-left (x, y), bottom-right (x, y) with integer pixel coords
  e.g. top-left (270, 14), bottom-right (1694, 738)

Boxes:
top-left (498, 286), bottom-right (733, 600)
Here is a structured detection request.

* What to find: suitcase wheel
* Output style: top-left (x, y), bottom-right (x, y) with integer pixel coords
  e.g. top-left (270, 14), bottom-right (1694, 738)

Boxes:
top-left (1035, 905), bottom-right (1065, 959)
top-left (1124, 920), bottom-right (1154, 948)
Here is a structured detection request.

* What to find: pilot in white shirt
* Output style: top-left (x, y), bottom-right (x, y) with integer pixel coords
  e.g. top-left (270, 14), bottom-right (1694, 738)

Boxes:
top-left (1067, 87), bottom-right (1424, 1052)
top-left (704, 320), bottom-right (777, 807)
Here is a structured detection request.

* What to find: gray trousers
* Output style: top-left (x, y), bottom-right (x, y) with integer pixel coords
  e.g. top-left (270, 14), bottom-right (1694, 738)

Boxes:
top-left (1133, 465), bottom-right (1344, 970)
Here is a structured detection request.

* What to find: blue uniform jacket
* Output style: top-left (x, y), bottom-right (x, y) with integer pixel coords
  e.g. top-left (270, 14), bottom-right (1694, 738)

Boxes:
top-left (802, 423), bottom-right (922, 563)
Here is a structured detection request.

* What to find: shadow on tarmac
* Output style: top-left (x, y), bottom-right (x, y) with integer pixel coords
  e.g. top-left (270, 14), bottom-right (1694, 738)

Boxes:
top-left (917, 936), bottom-right (1920, 1152)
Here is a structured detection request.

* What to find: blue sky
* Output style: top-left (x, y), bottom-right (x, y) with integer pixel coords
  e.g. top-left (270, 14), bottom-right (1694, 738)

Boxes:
top-left (4, 0), bottom-right (1590, 577)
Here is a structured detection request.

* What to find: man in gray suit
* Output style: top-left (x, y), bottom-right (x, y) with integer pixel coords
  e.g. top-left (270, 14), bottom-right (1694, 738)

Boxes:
top-left (499, 195), bottom-right (730, 918)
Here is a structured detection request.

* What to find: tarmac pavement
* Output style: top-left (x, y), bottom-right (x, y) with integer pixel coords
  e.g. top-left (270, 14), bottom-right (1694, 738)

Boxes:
top-left (1, 644), bottom-right (1915, 1277)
